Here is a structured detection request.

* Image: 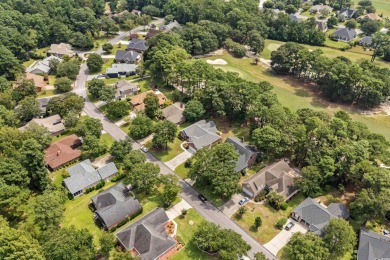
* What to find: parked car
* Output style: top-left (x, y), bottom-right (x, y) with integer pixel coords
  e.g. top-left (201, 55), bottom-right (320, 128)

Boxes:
top-left (238, 197), bottom-right (249, 205)
top-left (285, 222), bottom-right (295, 231)
top-left (140, 146), bottom-right (148, 153)
top-left (198, 194), bottom-right (208, 203)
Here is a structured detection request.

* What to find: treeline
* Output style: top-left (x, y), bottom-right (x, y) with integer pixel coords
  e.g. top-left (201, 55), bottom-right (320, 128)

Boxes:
top-left (271, 42), bottom-right (390, 108)
top-left (145, 38), bottom-right (390, 224)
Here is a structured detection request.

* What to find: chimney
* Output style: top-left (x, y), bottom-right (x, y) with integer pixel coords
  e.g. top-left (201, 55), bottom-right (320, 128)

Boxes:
top-left (57, 150), bottom-right (61, 156)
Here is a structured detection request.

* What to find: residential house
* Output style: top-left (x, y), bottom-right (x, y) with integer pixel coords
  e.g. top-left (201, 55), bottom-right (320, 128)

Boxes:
top-left (114, 50), bottom-right (141, 64)
top-left (26, 56), bottom-right (62, 75)
top-left (162, 102), bottom-right (185, 125)
top-left (242, 159), bottom-right (299, 199)
top-left (130, 90), bottom-right (166, 111)
top-left (226, 137), bottom-right (259, 173)
top-left (127, 39), bottom-right (149, 53)
top-left (159, 20), bottom-right (181, 32)
top-left (289, 14), bottom-right (303, 22)
top-left (332, 28), bottom-right (357, 42)
top-left (19, 114), bottom-right (65, 136)
top-left (359, 36), bottom-right (372, 46)
top-left (25, 73), bottom-right (47, 92)
top-left (113, 80), bottom-right (139, 100)
top-left (48, 43), bottom-right (75, 58)
top-left (91, 182), bottom-right (142, 230)
top-left (339, 8), bottom-right (356, 19)
top-left (291, 197), bottom-right (349, 236)
top-left (357, 228), bottom-right (390, 260)
top-left (116, 208), bottom-right (177, 259)
top-left (316, 21), bottom-right (328, 32)
top-left (145, 28), bottom-right (161, 40)
top-left (44, 134), bottom-right (82, 171)
top-left (358, 13), bottom-right (381, 21)
top-left (106, 63), bottom-right (138, 78)
top-left (179, 120), bottom-right (221, 150)
top-left (63, 160), bottom-right (118, 197)
top-left (310, 4), bottom-right (332, 14)
top-left (37, 97), bottom-right (51, 115)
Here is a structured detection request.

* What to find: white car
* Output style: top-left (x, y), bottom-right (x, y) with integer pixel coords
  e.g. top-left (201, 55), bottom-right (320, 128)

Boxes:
top-left (238, 197), bottom-right (249, 205)
top-left (140, 146), bottom-right (148, 153)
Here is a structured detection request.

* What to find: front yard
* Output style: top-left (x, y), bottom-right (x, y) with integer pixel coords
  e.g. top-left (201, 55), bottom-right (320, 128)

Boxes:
top-left (235, 194), bottom-right (305, 244)
top-left (145, 137), bottom-right (184, 162)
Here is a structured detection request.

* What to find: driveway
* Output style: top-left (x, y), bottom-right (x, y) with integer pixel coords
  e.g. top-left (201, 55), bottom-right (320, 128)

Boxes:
top-left (165, 149), bottom-right (194, 171)
top-left (165, 199), bottom-right (193, 220)
top-left (219, 193), bottom-right (246, 217)
top-left (263, 218), bottom-right (308, 255)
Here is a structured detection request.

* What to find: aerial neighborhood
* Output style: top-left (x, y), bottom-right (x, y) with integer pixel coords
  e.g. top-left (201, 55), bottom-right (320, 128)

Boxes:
top-left (1, 0), bottom-right (390, 260)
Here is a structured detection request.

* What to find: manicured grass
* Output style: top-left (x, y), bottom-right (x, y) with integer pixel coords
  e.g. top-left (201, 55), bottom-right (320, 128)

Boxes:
top-left (353, 0), bottom-right (390, 17)
top-left (23, 59), bottom-right (35, 67)
top-left (102, 74), bottom-right (139, 85)
top-left (170, 209), bottom-right (210, 260)
top-left (324, 38), bottom-right (350, 49)
top-left (119, 123), bottom-right (130, 133)
top-left (100, 133), bottom-right (115, 149)
top-left (174, 162), bottom-right (190, 179)
top-left (235, 194), bottom-right (305, 244)
top-left (37, 89), bottom-right (56, 97)
top-left (201, 51), bottom-right (390, 142)
top-left (93, 35), bottom-right (115, 51)
top-left (145, 137), bottom-right (184, 162)
top-left (90, 58), bottom-right (114, 75)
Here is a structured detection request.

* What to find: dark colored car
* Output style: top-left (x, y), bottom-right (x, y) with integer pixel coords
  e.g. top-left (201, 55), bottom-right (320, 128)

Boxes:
top-left (285, 222), bottom-right (295, 231)
top-left (198, 194), bottom-right (208, 203)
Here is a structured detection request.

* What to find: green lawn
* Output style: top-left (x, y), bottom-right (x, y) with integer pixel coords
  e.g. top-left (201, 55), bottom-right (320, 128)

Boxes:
top-left (23, 59), bottom-right (35, 67)
top-left (235, 194), bottom-right (305, 244)
top-left (171, 209), bottom-right (210, 260)
top-left (174, 162), bottom-right (190, 179)
top-left (353, 0), bottom-right (390, 17)
top-left (202, 51), bottom-right (390, 142)
top-left (93, 35), bottom-right (115, 51)
top-left (37, 89), bottom-right (57, 97)
top-left (102, 74), bottom-right (140, 85)
top-left (145, 137), bottom-right (184, 162)
top-left (100, 133), bottom-right (115, 149)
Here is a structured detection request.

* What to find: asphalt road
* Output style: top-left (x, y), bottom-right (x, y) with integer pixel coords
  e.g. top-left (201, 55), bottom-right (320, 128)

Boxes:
top-left (74, 21), bottom-right (277, 260)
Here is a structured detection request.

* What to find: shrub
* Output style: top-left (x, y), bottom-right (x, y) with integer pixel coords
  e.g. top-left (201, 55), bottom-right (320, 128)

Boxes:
top-left (280, 202), bottom-right (288, 210)
top-left (254, 189), bottom-right (268, 202)
top-left (184, 158), bottom-right (192, 168)
top-left (95, 180), bottom-right (105, 190)
top-left (276, 218), bottom-right (287, 229)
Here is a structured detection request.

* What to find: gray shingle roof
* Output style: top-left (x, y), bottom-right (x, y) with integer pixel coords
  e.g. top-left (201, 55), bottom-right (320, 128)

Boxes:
top-left (26, 56), bottom-right (62, 74)
top-left (91, 182), bottom-right (141, 229)
top-left (226, 137), bottom-right (258, 172)
top-left (37, 97), bottom-right (51, 113)
top-left (292, 197), bottom-right (349, 235)
top-left (357, 228), bottom-right (390, 260)
top-left (340, 8), bottom-right (356, 18)
top-left (162, 102), bottom-right (185, 124)
top-left (116, 208), bottom-right (176, 259)
top-left (159, 20), bottom-right (181, 32)
top-left (97, 162), bottom-right (118, 179)
top-left (115, 50), bottom-right (140, 63)
top-left (359, 36), bottom-right (372, 46)
top-left (106, 63), bottom-right (138, 75)
top-left (19, 114), bottom-right (65, 134)
top-left (180, 120), bottom-right (221, 150)
top-left (332, 28), bottom-right (357, 41)
top-left (127, 39), bottom-right (149, 52)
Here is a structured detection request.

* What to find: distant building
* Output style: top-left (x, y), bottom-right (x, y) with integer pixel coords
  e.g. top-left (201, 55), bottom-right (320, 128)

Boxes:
top-left (130, 90), bottom-right (166, 111)
top-left (242, 159), bottom-right (298, 199)
top-left (339, 8), bottom-right (356, 19)
top-left (226, 137), bottom-right (259, 173)
top-left (106, 63), bottom-right (138, 78)
top-left (90, 182), bottom-right (142, 230)
top-left (357, 228), bottom-right (390, 260)
top-left (25, 73), bottom-right (47, 92)
top-left (291, 197), bottom-right (349, 236)
top-left (316, 21), bottom-right (328, 32)
top-left (48, 43), bottom-right (75, 58)
top-left (359, 36), bottom-right (373, 46)
top-left (26, 56), bottom-right (62, 75)
top-left (37, 97), bottom-right (52, 115)
top-left (44, 134), bottom-right (82, 171)
top-left (162, 102), bottom-right (185, 125)
top-left (145, 28), bottom-right (161, 40)
top-left (159, 20), bottom-right (181, 32)
top-left (127, 39), bottom-right (149, 53)
top-left (63, 159), bottom-right (118, 197)
top-left (179, 120), bottom-right (222, 150)
top-left (358, 13), bottom-right (382, 21)
top-left (113, 80), bottom-right (139, 100)
top-left (19, 114), bottom-right (65, 136)
top-left (310, 4), bottom-right (332, 14)
top-left (332, 28), bottom-right (357, 42)
top-left (116, 208), bottom-right (177, 259)
top-left (114, 50), bottom-right (141, 64)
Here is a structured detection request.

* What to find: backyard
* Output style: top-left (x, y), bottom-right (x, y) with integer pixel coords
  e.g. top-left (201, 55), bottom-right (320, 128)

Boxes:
top-left (201, 51), bottom-right (390, 142)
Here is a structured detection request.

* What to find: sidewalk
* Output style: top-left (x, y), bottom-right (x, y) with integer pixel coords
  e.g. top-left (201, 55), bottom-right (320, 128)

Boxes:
top-left (165, 199), bottom-right (193, 220)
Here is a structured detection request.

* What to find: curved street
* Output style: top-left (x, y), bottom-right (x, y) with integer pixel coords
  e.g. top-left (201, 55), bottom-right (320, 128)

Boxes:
top-left (74, 21), bottom-right (277, 260)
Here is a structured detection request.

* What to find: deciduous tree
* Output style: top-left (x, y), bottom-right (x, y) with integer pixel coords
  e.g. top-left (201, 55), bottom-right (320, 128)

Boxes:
top-left (152, 121), bottom-right (177, 149)
top-left (110, 139), bottom-right (132, 161)
top-left (183, 100), bottom-right (205, 122)
top-left (284, 232), bottom-right (330, 260)
top-left (324, 218), bottom-right (356, 258)
top-left (87, 53), bottom-right (104, 73)
top-left (54, 77), bottom-right (73, 93)
top-left (129, 115), bottom-right (153, 139)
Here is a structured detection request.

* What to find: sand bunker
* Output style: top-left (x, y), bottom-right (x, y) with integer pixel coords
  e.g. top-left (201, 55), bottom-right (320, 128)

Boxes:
top-left (206, 59), bottom-right (227, 65)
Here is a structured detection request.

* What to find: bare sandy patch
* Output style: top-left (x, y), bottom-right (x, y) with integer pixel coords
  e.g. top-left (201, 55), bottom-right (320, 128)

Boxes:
top-left (206, 58), bottom-right (227, 65)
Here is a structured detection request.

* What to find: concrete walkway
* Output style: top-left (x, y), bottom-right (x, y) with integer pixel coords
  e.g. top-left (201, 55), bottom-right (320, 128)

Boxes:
top-left (165, 149), bottom-right (194, 171)
top-left (165, 199), bottom-right (193, 220)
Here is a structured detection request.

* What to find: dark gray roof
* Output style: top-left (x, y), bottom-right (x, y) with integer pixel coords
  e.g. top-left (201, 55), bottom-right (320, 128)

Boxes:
top-left (106, 63), bottom-right (138, 75)
top-left (359, 36), bottom-right (372, 46)
top-left (127, 39), bottom-right (149, 52)
top-left (26, 56), bottom-right (62, 74)
top-left (114, 80), bottom-right (139, 99)
top-left (162, 102), bottom-right (185, 124)
top-left (340, 8), bottom-right (356, 18)
top-left (357, 228), bottom-right (390, 260)
top-left (64, 160), bottom-right (118, 194)
top-left (328, 203), bottom-right (349, 219)
top-left (180, 120), bottom-right (221, 150)
top-left (159, 20), bottom-right (181, 32)
top-left (115, 50), bottom-right (140, 63)
top-left (92, 182), bottom-right (141, 229)
top-left (292, 197), bottom-right (349, 235)
top-left (37, 97), bottom-right (51, 113)
top-left (116, 208), bottom-right (176, 259)
top-left (332, 28), bottom-right (357, 41)
top-left (226, 137), bottom-right (258, 172)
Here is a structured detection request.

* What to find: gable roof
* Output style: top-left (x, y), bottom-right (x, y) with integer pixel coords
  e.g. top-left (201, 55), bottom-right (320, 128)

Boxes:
top-left (37, 97), bottom-right (51, 114)
top-left (226, 137), bottom-right (258, 172)
top-left (292, 197), bottom-right (349, 235)
top-left (180, 120), bottom-right (221, 150)
top-left (130, 90), bottom-right (166, 111)
top-left (116, 208), bottom-right (176, 259)
top-left (159, 20), bottom-right (181, 32)
top-left (19, 114), bottom-right (65, 134)
top-left (357, 228), bottom-right (390, 260)
top-left (115, 50), bottom-right (140, 63)
top-left (106, 63), bottom-right (138, 75)
top-left (44, 134), bottom-right (81, 169)
top-left (48, 43), bottom-right (75, 57)
top-left (243, 159), bottom-right (298, 198)
top-left (162, 102), bottom-right (185, 124)
top-left (359, 36), bottom-right (372, 45)
top-left (26, 56), bottom-right (62, 74)
top-left (64, 160), bottom-right (118, 194)
top-left (127, 39), bottom-right (149, 52)
top-left (91, 182), bottom-right (141, 229)
top-left (25, 73), bottom-right (46, 89)
top-left (340, 8), bottom-right (356, 18)
top-left (316, 21), bottom-right (328, 31)
top-left (358, 13), bottom-right (381, 20)
top-left (146, 29), bottom-right (161, 39)
top-left (332, 28), bottom-right (357, 40)
top-left (114, 80), bottom-right (139, 99)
